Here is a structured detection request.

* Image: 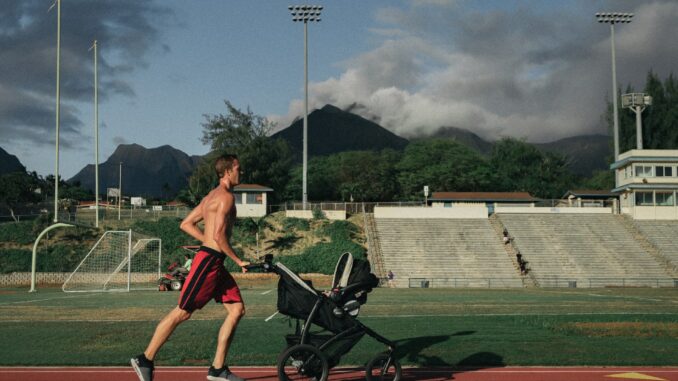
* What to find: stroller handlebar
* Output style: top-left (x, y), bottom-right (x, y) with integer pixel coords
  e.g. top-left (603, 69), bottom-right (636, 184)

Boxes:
top-left (243, 253), bottom-right (276, 273)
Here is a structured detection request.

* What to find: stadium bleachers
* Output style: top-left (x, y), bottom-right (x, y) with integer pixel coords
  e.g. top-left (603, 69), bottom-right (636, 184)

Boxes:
top-left (632, 220), bottom-right (678, 272)
top-left (374, 218), bottom-right (523, 288)
top-left (497, 214), bottom-right (674, 287)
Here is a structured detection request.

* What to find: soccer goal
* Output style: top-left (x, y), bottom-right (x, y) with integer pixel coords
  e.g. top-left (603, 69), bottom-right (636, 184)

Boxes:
top-left (62, 230), bottom-right (162, 292)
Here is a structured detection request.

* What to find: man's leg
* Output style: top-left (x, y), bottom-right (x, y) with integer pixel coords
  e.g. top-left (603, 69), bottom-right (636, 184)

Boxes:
top-left (145, 306), bottom-right (192, 360)
top-left (131, 307), bottom-right (191, 381)
top-left (212, 302), bottom-right (245, 369)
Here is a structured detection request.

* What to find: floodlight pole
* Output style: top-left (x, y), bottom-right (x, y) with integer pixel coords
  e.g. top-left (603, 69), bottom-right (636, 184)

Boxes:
top-left (91, 40), bottom-right (100, 228)
top-left (289, 5), bottom-right (323, 210)
top-left (622, 93), bottom-right (652, 150)
top-left (52, 0), bottom-right (62, 223)
top-left (596, 12), bottom-right (633, 162)
top-left (118, 162), bottom-right (122, 220)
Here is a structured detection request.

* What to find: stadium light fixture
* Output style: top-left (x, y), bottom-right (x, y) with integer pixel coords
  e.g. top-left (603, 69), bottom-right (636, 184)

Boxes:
top-left (289, 4), bottom-right (323, 209)
top-left (596, 12), bottom-right (633, 164)
top-left (621, 93), bottom-right (652, 149)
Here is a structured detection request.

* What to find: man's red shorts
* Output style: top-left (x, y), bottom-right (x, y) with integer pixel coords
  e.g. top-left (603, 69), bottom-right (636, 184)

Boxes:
top-left (178, 246), bottom-right (242, 312)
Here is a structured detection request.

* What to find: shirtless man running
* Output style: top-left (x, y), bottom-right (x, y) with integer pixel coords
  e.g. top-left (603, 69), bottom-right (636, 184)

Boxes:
top-left (131, 154), bottom-right (250, 381)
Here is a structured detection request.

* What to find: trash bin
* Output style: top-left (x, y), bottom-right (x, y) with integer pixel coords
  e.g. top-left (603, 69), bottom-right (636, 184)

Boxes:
top-left (421, 280), bottom-right (430, 288)
top-left (568, 281), bottom-right (577, 288)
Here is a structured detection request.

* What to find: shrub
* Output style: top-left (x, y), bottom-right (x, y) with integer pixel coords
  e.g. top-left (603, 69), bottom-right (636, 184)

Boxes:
top-left (312, 208), bottom-right (326, 220)
top-left (233, 218), bottom-right (257, 246)
top-left (316, 220), bottom-right (358, 241)
top-left (0, 221), bottom-right (36, 245)
top-left (0, 248), bottom-right (32, 273)
top-left (0, 244), bottom-right (89, 273)
top-left (281, 217), bottom-right (310, 232)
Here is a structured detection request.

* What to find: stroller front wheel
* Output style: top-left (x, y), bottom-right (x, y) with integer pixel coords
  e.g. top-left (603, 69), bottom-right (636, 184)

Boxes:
top-left (365, 353), bottom-right (402, 381)
top-left (277, 344), bottom-right (329, 381)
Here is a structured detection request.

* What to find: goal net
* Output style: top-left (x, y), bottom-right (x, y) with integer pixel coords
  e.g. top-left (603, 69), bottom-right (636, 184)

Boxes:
top-left (62, 230), bottom-right (162, 292)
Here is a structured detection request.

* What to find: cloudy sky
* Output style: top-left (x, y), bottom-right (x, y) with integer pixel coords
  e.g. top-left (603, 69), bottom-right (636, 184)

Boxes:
top-left (1, 0), bottom-right (677, 178)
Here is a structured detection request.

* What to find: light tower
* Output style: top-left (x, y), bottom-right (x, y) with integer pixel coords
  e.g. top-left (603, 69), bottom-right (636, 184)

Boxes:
top-left (289, 5), bottom-right (323, 209)
top-left (596, 12), bottom-right (633, 162)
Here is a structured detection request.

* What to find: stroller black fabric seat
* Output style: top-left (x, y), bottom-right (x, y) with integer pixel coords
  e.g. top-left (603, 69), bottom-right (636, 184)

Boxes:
top-left (276, 264), bottom-right (357, 333)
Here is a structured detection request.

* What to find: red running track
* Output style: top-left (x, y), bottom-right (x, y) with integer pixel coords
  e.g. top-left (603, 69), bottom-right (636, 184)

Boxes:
top-left (1, 366), bottom-right (677, 381)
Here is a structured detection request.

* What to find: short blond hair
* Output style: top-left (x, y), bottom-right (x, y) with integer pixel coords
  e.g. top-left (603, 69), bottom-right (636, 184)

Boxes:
top-left (214, 154), bottom-right (238, 178)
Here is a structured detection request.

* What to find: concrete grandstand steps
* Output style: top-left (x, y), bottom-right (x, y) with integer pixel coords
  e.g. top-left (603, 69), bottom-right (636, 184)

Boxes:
top-left (497, 213), bottom-right (673, 287)
top-left (630, 219), bottom-right (678, 275)
top-left (374, 218), bottom-right (523, 288)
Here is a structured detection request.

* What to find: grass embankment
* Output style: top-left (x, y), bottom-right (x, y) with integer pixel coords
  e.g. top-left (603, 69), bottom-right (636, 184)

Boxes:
top-left (0, 288), bottom-right (676, 366)
top-left (0, 212), bottom-right (367, 275)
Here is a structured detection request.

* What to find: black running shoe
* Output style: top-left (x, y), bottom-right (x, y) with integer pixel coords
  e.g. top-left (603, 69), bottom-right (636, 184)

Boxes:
top-left (130, 354), bottom-right (154, 381)
top-left (207, 365), bottom-right (245, 381)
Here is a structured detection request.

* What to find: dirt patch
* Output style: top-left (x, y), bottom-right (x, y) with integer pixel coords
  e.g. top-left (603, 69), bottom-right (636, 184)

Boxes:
top-left (558, 322), bottom-right (678, 338)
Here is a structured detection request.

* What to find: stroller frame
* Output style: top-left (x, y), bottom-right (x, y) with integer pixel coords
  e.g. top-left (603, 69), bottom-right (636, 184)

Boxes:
top-left (250, 252), bottom-right (402, 381)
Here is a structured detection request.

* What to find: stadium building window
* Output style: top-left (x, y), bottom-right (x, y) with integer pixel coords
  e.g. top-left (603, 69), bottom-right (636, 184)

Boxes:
top-left (635, 165), bottom-right (653, 177)
top-left (246, 193), bottom-right (263, 205)
top-left (234, 193), bottom-right (243, 204)
top-left (635, 191), bottom-right (653, 206)
top-left (656, 166), bottom-right (673, 177)
top-left (656, 192), bottom-right (675, 206)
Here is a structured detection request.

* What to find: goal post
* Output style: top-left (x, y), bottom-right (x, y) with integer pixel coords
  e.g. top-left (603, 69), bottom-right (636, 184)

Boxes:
top-left (62, 230), bottom-right (162, 292)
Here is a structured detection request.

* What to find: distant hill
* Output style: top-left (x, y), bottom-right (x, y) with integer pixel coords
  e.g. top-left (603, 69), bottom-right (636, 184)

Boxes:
top-left (534, 134), bottom-right (612, 177)
top-left (0, 147), bottom-right (26, 175)
top-left (423, 126), bottom-right (494, 154)
top-left (271, 104), bottom-right (409, 161)
top-left (424, 127), bottom-right (611, 177)
top-left (68, 144), bottom-right (203, 198)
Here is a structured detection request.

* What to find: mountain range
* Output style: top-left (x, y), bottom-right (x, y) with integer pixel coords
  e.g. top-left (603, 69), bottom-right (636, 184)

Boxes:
top-left (0, 147), bottom-right (26, 175)
top-left (68, 144), bottom-right (202, 198)
top-left (2, 104), bottom-right (612, 198)
top-left (271, 104), bottom-right (409, 159)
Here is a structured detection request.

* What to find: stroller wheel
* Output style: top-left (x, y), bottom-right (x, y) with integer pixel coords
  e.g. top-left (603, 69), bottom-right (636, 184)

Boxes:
top-left (365, 353), bottom-right (402, 381)
top-left (277, 344), bottom-right (329, 381)
top-left (170, 279), bottom-right (183, 291)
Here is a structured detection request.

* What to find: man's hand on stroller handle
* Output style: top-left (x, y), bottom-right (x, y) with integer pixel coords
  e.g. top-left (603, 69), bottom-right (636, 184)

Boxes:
top-left (243, 254), bottom-right (275, 273)
top-left (239, 261), bottom-right (250, 273)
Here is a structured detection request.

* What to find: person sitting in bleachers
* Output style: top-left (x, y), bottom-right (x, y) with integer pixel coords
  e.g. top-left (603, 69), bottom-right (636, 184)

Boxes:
top-left (516, 252), bottom-right (527, 275)
top-left (503, 229), bottom-right (511, 244)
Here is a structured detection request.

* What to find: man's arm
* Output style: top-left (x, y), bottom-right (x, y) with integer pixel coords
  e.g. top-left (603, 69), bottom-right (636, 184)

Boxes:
top-left (180, 199), bottom-right (206, 243)
top-left (213, 194), bottom-right (249, 271)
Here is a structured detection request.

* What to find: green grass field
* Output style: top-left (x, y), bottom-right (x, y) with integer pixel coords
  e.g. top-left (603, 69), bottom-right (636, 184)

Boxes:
top-left (1, 286), bottom-right (677, 367)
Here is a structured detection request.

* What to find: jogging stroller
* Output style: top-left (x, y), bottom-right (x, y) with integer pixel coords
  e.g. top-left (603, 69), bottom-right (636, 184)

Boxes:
top-left (249, 252), bottom-right (402, 381)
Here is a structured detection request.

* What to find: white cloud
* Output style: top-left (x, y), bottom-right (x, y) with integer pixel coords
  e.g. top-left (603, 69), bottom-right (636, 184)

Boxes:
top-left (271, 0), bottom-right (678, 143)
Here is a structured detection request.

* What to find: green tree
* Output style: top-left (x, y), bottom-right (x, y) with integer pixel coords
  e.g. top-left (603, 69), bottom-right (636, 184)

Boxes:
top-left (0, 171), bottom-right (42, 221)
top-left (490, 138), bottom-right (573, 199)
top-left (609, 71), bottom-right (678, 152)
top-left (182, 101), bottom-right (294, 204)
top-left (283, 149), bottom-right (401, 202)
top-left (578, 170), bottom-right (614, 190)
top-left (335, 150), bottom-right (401, 201)
top-left (396, 139), bottom-right (496, 200)
top-left (283, 156), bottom-right (339, 202)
